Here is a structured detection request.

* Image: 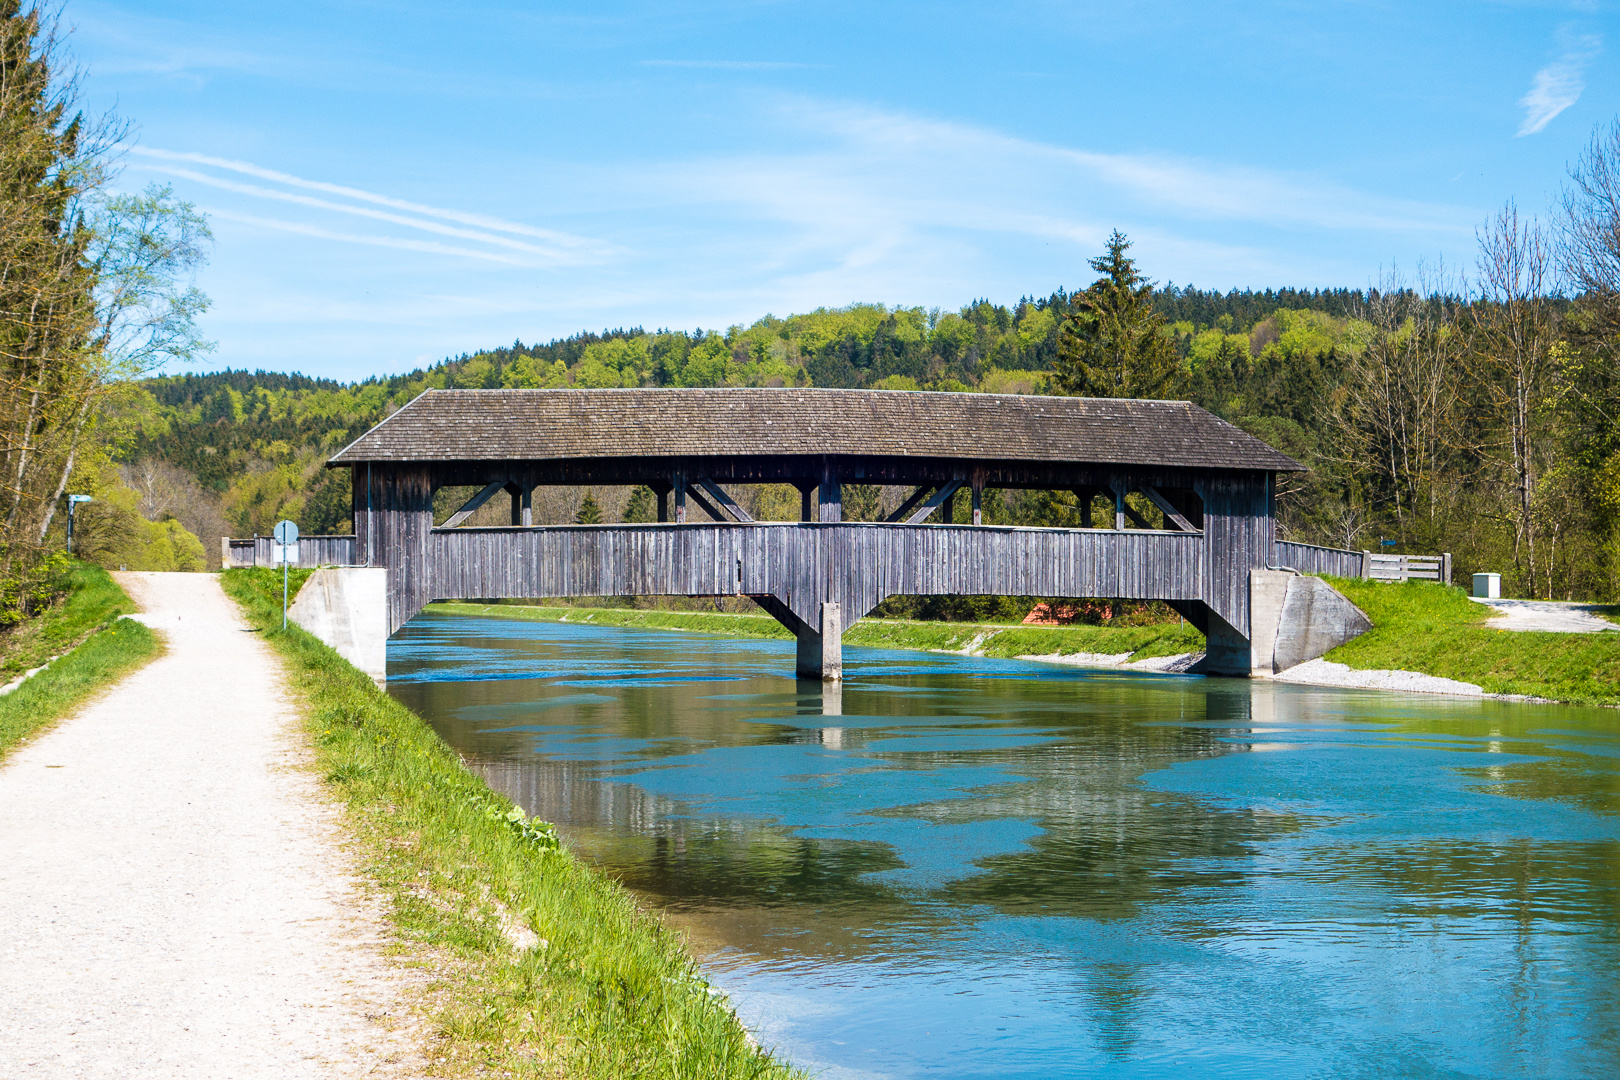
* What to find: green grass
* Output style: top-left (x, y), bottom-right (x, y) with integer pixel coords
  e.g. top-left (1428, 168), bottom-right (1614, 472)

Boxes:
top-left (430, 601), bottom-right (1205, 663)
top-left (1326, 577), bottom-right (1620, 705)
top-left (0, 565), bottom-right (160, 759)
top-left (0, 561), bottom-right (142, 677)
top-left (224, 570), bottom-right (804, 1080)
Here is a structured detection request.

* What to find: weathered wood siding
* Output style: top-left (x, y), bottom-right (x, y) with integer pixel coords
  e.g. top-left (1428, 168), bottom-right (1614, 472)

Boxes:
top-left (248, 535), bottom-right (358, 567)
top-left (229, 535), bottom-right (359, 567)
top-left (1274, 540), bottom-right (1367, 579)
top-left (1195, 474), bottom-right (1271, 638)
top-left (423, 522), bottom-right (1205, 632)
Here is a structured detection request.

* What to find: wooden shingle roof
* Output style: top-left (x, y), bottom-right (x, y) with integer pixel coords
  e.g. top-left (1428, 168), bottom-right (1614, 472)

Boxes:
top-left (330, 388), bottom-right (1303, 471)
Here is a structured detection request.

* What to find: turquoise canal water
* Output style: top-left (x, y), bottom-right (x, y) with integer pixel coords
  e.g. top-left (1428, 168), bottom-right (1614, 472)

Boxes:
top-left (388, 611), bottom-right (1620, 1080)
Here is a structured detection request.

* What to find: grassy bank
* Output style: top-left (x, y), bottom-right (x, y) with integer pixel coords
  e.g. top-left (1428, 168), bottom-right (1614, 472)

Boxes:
top-left (222, 569), bottom-right (803, 1080)
top-left (1324, 578), bottom-right (1620, 706)
top-left (429, 602), bottom-right (1205, 662)
top-left (0, 564), bottom-right (160, 759)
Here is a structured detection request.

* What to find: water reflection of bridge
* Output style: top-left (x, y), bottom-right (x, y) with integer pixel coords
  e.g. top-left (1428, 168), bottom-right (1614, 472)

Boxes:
top-left (332, 387), bottom-right (1302, 677)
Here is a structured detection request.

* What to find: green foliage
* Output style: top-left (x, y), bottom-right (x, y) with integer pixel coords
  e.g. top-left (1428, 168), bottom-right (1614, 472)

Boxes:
top-left (1052, 231), bottom-right (1180, 399)
top-left (222, 570), bottom-right (802, 1079)
top-left (575, 491), bottom-right (602, 525)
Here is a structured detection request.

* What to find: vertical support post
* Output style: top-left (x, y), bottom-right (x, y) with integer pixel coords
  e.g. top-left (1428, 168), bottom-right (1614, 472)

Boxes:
top-left (1442, 552), bottom-right (1452, 587)
top-left (509, 485), bottom-right (522, 527)
top-left (1076, 489), bottom-right (1092, 529)
top-left (818, 461), bottom-right (842, 523)
top-left (800, 485), bottom-right (813, 523)
top-left (820, 601), bottom-right (842, 681)
top-left (674, 472), bottom-right (687, 524)
top-left (942, 487), bottom-right (954, 525)
top-left (1114, 486), bottom-right (1126, 531)
top-left (520, 487), bottom-right (532, 527)
top-left (656, 487), bottom-right (668, 522)
top-left (971, 478), bottom-right (983, 526)
top-left (1361, 550), bottom-right (1372, 579)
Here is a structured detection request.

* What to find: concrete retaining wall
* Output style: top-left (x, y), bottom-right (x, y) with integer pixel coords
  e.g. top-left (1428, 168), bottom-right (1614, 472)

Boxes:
top-left (287, 568), bottom-right (388, 684)
top-left (1248, 569), bottom-right (1372, 675)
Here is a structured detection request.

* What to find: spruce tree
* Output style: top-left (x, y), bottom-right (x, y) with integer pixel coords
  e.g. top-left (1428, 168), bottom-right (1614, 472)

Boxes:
top-left (1052, 231), bottom-right (1180, 399)
top-left (575, 490), bottom-right (602, 525)
top-left (622, 485), bottom-right (655, 523)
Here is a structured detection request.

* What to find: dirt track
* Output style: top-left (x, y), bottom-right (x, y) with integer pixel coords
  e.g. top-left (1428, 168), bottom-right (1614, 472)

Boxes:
top-left (0, 572), bottom-right (423, 1079)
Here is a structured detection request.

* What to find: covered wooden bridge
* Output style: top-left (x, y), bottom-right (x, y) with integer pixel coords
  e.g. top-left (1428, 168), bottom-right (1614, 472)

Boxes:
top-left (329, 387), bottom-right (1304, 679)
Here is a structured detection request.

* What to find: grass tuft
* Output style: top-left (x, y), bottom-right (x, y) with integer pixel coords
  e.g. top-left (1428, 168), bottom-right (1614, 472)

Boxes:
top-left (0, 565), bottom-right (160, 760)
top-left (223, 569), bottom-right (805, 1080)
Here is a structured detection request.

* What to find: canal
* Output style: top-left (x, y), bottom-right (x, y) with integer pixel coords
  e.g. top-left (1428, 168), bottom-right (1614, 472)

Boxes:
top-left (389, 609), bottom-right (1620, 1080)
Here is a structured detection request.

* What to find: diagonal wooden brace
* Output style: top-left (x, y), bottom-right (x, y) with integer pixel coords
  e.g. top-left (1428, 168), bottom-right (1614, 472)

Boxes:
top-left (905, 479), bottom-right (964, 525)
top-left (696, 478), bottom-right (754, 522)
top-left (685, 485), bottom-right (725, 522)
top-left (884, 486), bottom-right (934, 523)
top-left (441, 480), bottom-right (506, 528)
top-left (1139, 485), bottom-right (1199, 532)
top-left (1109, 484), bottom-right (1154, 530)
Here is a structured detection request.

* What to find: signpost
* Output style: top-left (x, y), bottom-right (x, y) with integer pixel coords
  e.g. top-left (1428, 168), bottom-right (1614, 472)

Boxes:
top-left (65, 495), bottom-right (94, 556)
top-left (273, 519), bottom-right (299, 629)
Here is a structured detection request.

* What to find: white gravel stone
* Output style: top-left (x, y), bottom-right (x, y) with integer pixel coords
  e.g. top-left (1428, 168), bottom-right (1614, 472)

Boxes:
top-left (0, 572), bottom-right (425, 1079)
top-left (1270, 657), bottom-right (1483, 696)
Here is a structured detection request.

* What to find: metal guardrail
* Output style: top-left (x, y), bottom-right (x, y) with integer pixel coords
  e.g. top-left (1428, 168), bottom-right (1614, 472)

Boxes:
top-left (1275, 541), bottom-right (1451, 585)
top-left (222, 535), bottom-right (359, 569)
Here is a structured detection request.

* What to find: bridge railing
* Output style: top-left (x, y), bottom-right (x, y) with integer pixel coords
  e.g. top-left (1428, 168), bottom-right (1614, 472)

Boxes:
top-left (1275, 540), bottom-right (1451, 585)
top-left (424, 521), bottom-right (1207, 631)
top-left (222, 535), bottom-right (359, 569)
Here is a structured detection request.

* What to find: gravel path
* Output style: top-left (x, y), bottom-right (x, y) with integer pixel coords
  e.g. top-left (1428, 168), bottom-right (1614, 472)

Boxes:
top-left (1470, 597), bottom-right (1620, 633)
top-left (0, 572), bottom-right (424, 1079)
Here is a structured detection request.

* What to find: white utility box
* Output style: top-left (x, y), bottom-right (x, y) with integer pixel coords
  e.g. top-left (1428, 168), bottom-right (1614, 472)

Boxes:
top-left (1472, 572), bottom-right (1501, 599)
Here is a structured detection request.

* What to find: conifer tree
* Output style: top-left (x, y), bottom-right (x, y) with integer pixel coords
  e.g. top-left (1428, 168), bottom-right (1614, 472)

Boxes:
top-left (1052, 231), bottom-right (1180, 399)
top-left (575, 490), bottom-right (602, 525)
top-left (622, 485), bottom-right (655, 523)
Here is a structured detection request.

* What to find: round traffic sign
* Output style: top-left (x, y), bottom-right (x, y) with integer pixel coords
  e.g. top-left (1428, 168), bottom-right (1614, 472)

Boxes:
top-left (273, 519), bottom-right (300, 545)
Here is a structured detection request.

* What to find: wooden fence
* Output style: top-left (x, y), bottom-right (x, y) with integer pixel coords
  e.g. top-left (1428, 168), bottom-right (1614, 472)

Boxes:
top-left (1274, 540), bottom-right (1451, 585)
top-left (222, 535), bottom-right (359, 569)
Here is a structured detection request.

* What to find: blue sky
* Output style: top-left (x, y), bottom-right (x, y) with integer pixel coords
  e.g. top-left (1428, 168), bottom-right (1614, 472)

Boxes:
top-left (69, 1), bottom-right (1616, 381)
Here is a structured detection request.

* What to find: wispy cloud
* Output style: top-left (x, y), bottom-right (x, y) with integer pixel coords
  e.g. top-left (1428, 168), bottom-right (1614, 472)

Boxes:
top-left (1517, 31), bottom-right (1602, 136)
top-left (128, 148), bottom-right (612, 267)
top-left (642, 59), bottom-right (812, 70)
top-left (672, 99), bottom-right (1473, 240)
top-left (204, 209), bottom-right (535, 265)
